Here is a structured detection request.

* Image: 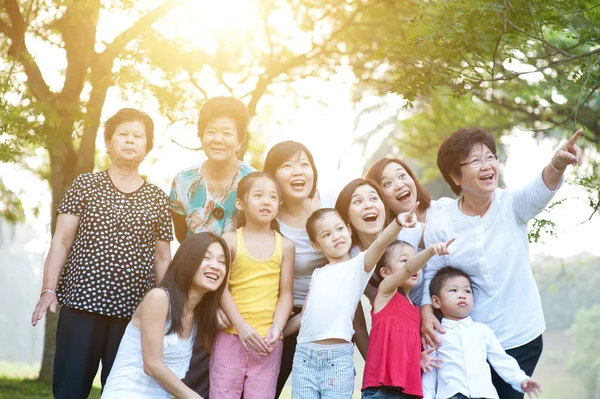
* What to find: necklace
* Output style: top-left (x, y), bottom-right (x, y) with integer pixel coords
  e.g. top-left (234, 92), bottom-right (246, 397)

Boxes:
top-left (204, 163), bottom-right (238, 203)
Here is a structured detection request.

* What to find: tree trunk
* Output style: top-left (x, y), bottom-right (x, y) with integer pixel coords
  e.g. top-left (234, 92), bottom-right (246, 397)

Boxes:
top-left (38, 122), bottom-right (79, 383)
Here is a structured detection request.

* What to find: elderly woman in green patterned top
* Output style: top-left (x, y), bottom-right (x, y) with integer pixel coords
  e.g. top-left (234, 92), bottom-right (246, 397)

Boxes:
top-left (169, 96), bottom-right (254, 396)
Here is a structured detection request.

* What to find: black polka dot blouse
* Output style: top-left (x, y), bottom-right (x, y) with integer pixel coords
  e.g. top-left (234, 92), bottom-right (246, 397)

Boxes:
top-left (56, 171), bottom-right (173, 319)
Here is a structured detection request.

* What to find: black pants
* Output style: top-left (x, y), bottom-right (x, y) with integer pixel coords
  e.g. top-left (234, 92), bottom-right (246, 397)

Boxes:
top-left (275, 306), bottom-right (302, 398)
top-left (53, 306), bottom-right (129, 399)
top-left (182, 347), bottom-right (211, 398)
top-left (491, 335), bottom-right (543, 399)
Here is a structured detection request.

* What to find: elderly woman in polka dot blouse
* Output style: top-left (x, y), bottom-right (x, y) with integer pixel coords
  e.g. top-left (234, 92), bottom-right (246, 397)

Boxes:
top-left (31, 108), bottom-right (173, 399)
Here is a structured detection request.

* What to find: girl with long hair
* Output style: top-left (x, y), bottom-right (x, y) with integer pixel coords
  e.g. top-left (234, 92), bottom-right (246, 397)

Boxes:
top-left (102, 232), bottom-right (230, 399)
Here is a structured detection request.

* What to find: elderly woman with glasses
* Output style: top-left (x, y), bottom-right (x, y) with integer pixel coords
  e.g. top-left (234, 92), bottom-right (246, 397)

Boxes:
top-left (420, 127), bottom-right (582, 399)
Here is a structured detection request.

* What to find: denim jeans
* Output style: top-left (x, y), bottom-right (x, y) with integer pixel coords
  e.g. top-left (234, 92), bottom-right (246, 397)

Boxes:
top-left (292, 343), bottom-right (355, 399)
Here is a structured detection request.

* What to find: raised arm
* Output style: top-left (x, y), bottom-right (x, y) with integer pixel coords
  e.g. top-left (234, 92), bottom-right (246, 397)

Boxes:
top-left (364, 202), bottom-right (419, 272)
top-left (31, 213), bottom-right (80, 326)
top-left (378, 239), bottom-right (454, 297)
top-left (265, 238), bottom-right (295, 348)
top-left (542, 129), bottom-right (582, 191)
top-left (140, 289), bottom-right (201, 399)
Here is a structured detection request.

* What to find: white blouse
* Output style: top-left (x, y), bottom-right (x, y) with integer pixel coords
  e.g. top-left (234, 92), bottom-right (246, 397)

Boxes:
top-left (423, 170), bottom-right (561, 349)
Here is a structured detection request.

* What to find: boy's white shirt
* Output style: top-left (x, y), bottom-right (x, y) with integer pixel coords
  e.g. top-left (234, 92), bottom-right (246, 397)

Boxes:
top-left (297, 251), bottom-right (374, 343)
top-left (421, 316), bottom-right (529, 399)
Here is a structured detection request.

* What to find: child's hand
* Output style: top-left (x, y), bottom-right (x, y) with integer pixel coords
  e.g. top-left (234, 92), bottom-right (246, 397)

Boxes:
top-left (428, 238), bottom-right (456, 256)
top-left (521, 378), bottom-right (542, 397)
top-left (236, 320), bottom-right (269, 355)
top-left (396, 202), bottom-right (420, 228)
top-left (263, 324), bottom-right (282, 352)
top-left (420, 347), bottom-right (443, 373)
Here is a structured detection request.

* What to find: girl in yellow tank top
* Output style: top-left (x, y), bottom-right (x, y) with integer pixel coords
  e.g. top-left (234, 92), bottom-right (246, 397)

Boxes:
top-left (210, 172), bottom-right (295, 399)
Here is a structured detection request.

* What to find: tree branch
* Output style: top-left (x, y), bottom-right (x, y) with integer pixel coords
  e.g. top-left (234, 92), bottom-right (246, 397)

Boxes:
top-left (4, 0), bottom-right (53, 102)
top-left (504, 17), bottom-right (570, 57)
top-left (102, 0), bottom-right (184, 59)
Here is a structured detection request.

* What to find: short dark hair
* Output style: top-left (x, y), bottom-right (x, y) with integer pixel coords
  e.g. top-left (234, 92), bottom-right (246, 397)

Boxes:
top-left (429, 266), bottom-right (473, 299)
top-left (437, 128), bottom-right (497, 195)
top-left (159, 232), bottom-right (231, 353)
top-left (197, 97), bottom-right (249, 143)
top-left (263, 141), bottom-right (319, 199)
top-left (365, 158), bottom-right (432, 217)
top-left (104, 108), bottom-right (154, 152)
top-left (306, 208), bottom-right (340, 243)
top-left (370, 240), bottom-right (415, 288)
top-left (334, 178), bottom-right (391, 247)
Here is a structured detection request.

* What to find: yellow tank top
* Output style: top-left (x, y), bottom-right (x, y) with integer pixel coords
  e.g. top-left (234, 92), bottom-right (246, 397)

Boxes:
top-left (225, 228), bottom-right (283, 337)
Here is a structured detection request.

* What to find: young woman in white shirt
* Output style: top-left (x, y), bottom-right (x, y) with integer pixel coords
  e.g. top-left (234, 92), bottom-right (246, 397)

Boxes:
top-left (421, 128), bottom-right (582, 399)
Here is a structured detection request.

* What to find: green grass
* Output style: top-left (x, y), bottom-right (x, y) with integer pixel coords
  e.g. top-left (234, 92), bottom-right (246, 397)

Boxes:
top-left (0, 330), bottom-right (587, 399)
top-left (0, 377), bottom-right (101, 399)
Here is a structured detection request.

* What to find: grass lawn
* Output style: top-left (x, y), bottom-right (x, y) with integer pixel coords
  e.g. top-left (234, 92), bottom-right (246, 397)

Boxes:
top-left (0, 377), bottom-right (101, 399)
top-left (0, 330), bottom-right (586, 399)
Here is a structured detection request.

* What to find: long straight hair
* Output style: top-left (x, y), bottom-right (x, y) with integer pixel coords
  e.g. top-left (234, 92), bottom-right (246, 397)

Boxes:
top-left (159, 232), bottom-right (231, 353)
top-left (334, 178), bottom-right (391, 247)
top-left (365, 158), bottom-right (432, 218)
top-left (234, 172), bottom-right (281, 233)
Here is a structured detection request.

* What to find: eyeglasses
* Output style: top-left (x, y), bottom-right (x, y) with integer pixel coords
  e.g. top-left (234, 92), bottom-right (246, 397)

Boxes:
top-left (460, 154), bottom-right (499, 168)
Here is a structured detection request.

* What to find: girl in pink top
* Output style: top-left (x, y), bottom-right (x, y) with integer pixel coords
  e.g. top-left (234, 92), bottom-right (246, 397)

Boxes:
top-left (362, 239), bottom-right (453, 399)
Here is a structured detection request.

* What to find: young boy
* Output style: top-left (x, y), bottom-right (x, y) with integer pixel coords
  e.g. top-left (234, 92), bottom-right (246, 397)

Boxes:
top-left (422, 266), bottom-right (542, 399)
top-left (287, 204), bottom-right (418, 398)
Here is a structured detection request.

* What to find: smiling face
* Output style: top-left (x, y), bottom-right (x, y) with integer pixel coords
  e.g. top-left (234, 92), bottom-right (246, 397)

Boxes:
top-left (347, 184), bottom-right (386, 239)
top-left (193, 241), bottom-right (228, 291)
top-left (201, 116), bottom-right (240, 163)
top-left (432, 275), bottom-right (474, 320)
top-left (379, 162), bottom-right (418, 214)
top-left (106, 120), bottom-right (148, 164)
top-left (379, 244), bottom-right (419, 292)
top-left (311, 212), bottom-right (352, 259)
top-left (452, 143), bottom-right (499, 199)
top-left (235, 176), bottom-right (280, 225)
top-left (273, 151), bottom-right (315, 202)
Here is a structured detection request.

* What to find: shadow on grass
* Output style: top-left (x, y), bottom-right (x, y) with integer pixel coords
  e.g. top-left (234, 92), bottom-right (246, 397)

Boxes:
top-left (0, 377), bottom-right (101, 399)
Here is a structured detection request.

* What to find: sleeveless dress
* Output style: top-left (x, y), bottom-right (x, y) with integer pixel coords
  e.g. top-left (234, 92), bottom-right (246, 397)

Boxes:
top-left (102, 290), bottom-right (196, 399)
top-left (362, 291), bottom-right (423, 397)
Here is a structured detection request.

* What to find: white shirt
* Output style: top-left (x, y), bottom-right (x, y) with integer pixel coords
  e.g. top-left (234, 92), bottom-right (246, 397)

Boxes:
top-left (422, 317), bottom-right (528, 399)
top-left (423, 171), bottom-right (561, 348)
top-left (279, 189), bottom-right (338, 307)
top-left (298, 252), bottom-right (374, 343)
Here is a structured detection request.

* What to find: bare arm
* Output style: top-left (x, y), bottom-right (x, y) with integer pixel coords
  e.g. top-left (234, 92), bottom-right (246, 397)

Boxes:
top-left (219, 232), bottom-right (269, 353)
top-left (140, 289), bottom-right (201, 399)
top-left (284, 289), bottom-right (311, 337)
top-left (364, 203), bottom-right (419, 272)
top-left (31, 213), bottom-right (80, 326)
top-left (172, 212), bottom-right (187, 244)
top-left (352, 303), bottom-right (369, 360)
top-left (265, 238), bottom-right (295, 345)
top-left (378, 239), bottom-right (454, 298)
top-left (154, 240), bottom-right (171, 284)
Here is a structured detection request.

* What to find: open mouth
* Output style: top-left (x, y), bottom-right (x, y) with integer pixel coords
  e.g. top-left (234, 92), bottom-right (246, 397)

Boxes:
top-left (362, 213), bottom-right (378, 223)
top-left (290, 179), bottom-right (305, 189)
top-left (259, 209), bottom-right (271, 215)
top-left (479, 174), bottom-right (494, 182)
top-left (396, 191), bottom-right (411, 202)
top-left (204, 272), bottom-right (220, 282)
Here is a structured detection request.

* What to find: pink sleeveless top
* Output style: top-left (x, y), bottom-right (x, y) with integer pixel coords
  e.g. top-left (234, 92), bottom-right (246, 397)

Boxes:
top-left (362, 291), bottom-right (423, 397)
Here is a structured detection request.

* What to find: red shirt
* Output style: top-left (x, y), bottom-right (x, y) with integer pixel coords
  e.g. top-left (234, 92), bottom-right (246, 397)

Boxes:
top-left (362, 291), bottom-right (423, 397)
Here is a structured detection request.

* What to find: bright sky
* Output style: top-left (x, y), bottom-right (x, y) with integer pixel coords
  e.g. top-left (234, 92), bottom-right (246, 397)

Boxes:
top-left (1, 0), bottom-right (599, 261)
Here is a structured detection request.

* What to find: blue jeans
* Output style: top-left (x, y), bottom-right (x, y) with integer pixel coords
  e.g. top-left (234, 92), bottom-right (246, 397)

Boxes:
top-left (362, 386), bottom-right (419, 398)
top-left (292, 343), bottom-right (355, 399)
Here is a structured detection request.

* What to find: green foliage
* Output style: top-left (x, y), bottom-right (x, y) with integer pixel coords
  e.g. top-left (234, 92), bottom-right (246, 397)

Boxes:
top-left (0, 178), bottom-right (25, 224)
top-left (567, 304), bottom-right (600, 396)
top-left (534, 254), bottom-right (600, 332)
